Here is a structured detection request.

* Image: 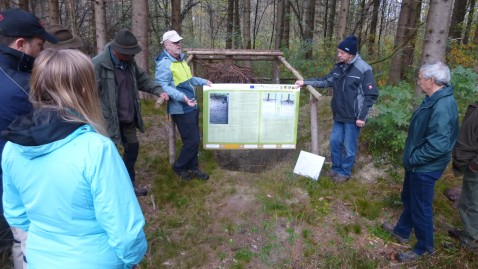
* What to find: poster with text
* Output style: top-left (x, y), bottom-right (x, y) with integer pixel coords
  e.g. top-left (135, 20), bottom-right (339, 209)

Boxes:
top-left (203, 84), bottom-right (300, 150)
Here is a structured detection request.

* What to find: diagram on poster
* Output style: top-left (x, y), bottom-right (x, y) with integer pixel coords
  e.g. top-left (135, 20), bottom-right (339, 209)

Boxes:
top-left (203, 84), bottom-right (300, 150)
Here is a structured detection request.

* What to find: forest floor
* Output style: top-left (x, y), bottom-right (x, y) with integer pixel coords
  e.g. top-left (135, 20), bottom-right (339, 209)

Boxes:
top-left (133, 96), bottom-right (477, 269)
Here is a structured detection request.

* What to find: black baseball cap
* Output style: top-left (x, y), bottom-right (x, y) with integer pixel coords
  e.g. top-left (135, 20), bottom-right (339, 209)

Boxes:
top-left (0, 8), bottom-right (58, 43)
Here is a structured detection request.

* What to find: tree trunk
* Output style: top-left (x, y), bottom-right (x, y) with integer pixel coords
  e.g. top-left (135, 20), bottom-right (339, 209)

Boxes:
top-left (226, 0), bottom-right (234, 49)
top-left (304, 0), bottom-right (316, 58)
top-left (94, 0), bottom-right (108, 54)
top-left (172, 0), bottom-right (181, 33)
top-left (67, 0), bottom-right (77, 34)
top-left (449, 0), bottom-right (467, 43)
top-left (367, 0), bottom-right (380, 55)
top-left (48, 0), bottom-right (59, 25)
top-left (132, 0), bottom-right (153, 100)
top-left (283, 0), bottom-right (291, 48)
top-left (463, 0), bottom-right (476, 44)
top-left (19, 0), bottom-right (29, 11)
top-left (417, 0), bottom-right (453, 97)
top-left (275, 0), bottom-right (285, 50)
top-left (337, 0), bottom-right (349, 44)
top-left (233, 0), bottom-right (241, 49)
top-left (400, 0), bottom-right (421, 79)
top-left (243, 0), bottom-right (251, 49)
top-left (389, 0), bottom-right (414, 84)
top-left (0, 0), bottom-right (9, 10)
top-left (325, 0), bottom-right (337, 42)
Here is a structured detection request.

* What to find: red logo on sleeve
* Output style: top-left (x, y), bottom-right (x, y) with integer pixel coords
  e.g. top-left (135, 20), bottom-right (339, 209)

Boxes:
top-left (368, 85), bottom-right (373, 90)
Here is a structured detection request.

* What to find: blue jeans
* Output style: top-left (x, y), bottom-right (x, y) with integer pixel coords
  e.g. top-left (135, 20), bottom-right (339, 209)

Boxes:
top-left (172, 109), bottom-right (200, 172)
top-left (394, 170), bottom-right (443, 255)
top-left (330, 120), bottom-right (360, 176)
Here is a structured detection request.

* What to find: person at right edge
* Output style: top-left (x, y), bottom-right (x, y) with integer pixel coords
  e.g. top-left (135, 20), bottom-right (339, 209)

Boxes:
top-left (295, 35), bottom-right (378, 183)
top-left (155, 30), bottom-right (212, 181)
top-left (382, 61), bottom-right (459, 263)
top-left (449, 101), bottom-right (478, 250)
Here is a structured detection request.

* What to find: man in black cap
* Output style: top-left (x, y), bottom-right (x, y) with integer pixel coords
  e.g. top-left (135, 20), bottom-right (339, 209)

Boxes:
top-left (0, 8), bottom-right (58, 269)
top-left (93, 29), bottom-right (168, 197)
top-left (295, 35), bottom-right (378, 183)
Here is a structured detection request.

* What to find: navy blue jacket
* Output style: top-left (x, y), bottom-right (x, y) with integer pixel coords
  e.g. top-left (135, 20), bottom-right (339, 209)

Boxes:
top-left (0, 45), bottom-right (34, 174)
top-left (304, 54), bottom-right (379, 123)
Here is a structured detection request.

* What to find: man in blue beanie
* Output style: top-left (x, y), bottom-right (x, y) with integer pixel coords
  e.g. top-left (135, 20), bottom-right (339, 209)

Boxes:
top-left (295, 34), bottom-right (378, 183)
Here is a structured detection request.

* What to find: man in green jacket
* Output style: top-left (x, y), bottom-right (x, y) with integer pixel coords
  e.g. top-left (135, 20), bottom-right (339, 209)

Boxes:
top-left (382, 61), bottom-right (459, 262)
top-left (93, 29), bottom-right (168, 196)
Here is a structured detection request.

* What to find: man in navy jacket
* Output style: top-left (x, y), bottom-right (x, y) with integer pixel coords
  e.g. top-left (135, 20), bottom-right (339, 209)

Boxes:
top-left (296, 35), bottom-right (378, 182)
top-left (0, 8), bottom-right (57, 268)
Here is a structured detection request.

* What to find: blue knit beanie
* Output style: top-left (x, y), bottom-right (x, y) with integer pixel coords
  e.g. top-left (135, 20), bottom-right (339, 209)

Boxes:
top-left (337, 35), bottom-right (357, 55)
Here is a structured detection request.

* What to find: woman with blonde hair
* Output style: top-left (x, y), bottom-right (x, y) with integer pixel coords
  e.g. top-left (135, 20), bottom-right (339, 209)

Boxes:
top-left (1, 49), bottom-right (147, 269)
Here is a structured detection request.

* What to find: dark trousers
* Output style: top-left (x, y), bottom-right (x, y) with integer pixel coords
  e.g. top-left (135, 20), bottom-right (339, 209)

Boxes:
top-left (459, 169), bottom-right (478, 248)
top-left (172, 109), bottom-right (200, 172)
top-left (394, 170), bottom-right (443, 255)
top-left (120, 122), bottom-right (139, 183)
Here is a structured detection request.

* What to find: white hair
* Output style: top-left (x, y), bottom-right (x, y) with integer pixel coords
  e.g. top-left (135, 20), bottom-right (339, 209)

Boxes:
top-left (420, 61), bottom-right (451, 86)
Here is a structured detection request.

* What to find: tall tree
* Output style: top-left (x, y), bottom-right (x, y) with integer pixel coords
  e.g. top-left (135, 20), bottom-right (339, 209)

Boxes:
top-left (234, 0), bottom-right (241, 48)
top-left (19, 0), bottom-right (29, 11)
top-left (304, 0), bottom-right (316, 58)
top-left (274, 0), bottom-right (285, 50)
top-left (48, 0), bottom-right (59, 24)
top-left (417, 0), bottom-right (453, 96)
top-left (67, 0), bottom-right (77, 34)
top-left (400, 0), bottom-right (421, 79)
top-left (283, 0), bottom-right (291, 48)
top-left (243, 0), bottom-right (251, 49)
top-left (171, 0), bottom-right (181, 32)
top-left (449, 0), bottom-right (467, 42)
top-left (389, 0), bottom-right (416, 84)
top-left (94, 0), bottom-right (108, 53)
top-left (132, 0), bottom-right (149, 72)
top-left (367, 0), bottom-right (380, 55)
top-left (226, 0), bottom-right (234, 48)
top-left (463, 0), bottom-right (476, 44)
top-left (337, 0), bottom-right (349, 43)
top-left (0, 0), bottom-right (9, 10)
top-left (326, 0), bottom-right (337, 41)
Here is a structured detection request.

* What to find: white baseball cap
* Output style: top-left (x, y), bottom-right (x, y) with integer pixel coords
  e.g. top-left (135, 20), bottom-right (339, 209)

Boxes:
top-left (161, 30), bottom-right (183, 44)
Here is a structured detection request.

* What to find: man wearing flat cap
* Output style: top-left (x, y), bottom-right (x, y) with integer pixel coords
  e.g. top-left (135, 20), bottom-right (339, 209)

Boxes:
top-left (0, 8), bottom-right (58, 269)
top-left (295, 34), bottom-right (378, 183)
top-left (93, 29), bottom-right (168, 197)
top-left (155, 30), bottom-right (212, 182)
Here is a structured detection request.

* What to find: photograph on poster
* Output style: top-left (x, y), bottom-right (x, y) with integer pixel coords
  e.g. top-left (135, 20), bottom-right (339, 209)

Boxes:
top-left (209, 93), bottom-right (229, 124)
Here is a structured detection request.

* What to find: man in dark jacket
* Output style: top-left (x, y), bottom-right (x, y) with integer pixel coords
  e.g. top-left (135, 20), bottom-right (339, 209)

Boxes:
top-left (0, 8), bottom-right (58, 269)
top-left (450, 102), bottom-right (478, 249)
top-left (383, 61), bottom-right (459, 262)
top-left (295, 35), bottom-right (378, 182)
top-left (92, 29), bottom-right (168, 197)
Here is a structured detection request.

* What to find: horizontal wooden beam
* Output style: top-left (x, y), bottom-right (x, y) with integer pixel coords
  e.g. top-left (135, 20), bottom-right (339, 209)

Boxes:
top-left (184, 48), bottom-right (283, 56)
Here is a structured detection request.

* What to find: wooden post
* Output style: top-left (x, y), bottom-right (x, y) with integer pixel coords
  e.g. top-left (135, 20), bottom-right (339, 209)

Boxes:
top-left (272, 59), bottom-right (280, 83)
top-left (309, 94), bottom-right (319, 155)
top-left (168, 119), bottom-right (176, 165)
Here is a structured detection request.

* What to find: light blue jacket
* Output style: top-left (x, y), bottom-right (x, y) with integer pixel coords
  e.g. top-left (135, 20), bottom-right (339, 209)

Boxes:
top-left (155, 50), bottom-right (209, 114)
top-left (2, 125), bottom-right (147, 269)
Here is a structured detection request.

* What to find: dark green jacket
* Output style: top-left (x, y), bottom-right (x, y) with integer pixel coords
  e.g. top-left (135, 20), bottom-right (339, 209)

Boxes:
top-left (452, 102), bottom-right (478, 175)
top-left (402, 85), bottom-right (459, 172)
top-left (92, 43), bottom-right (163, 144)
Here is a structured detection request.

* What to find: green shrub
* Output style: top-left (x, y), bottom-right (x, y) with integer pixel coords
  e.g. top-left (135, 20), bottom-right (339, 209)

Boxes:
top-left (451, 66), bottom-right (478, 119)
top-left (363, 82), bottom-right (414, 163)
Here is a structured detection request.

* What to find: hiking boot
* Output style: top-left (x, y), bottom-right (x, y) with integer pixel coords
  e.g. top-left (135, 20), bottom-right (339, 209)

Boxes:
top-left (332, 174), bottom-right (350, 183)
top-left (382, 222), bottom-right (409, 244)
top-left (174, 170), bottom-right (192, 182)
top-left (396, 251), bottom-right (420, 263)
top-left (191, 170), bottom-right (209, 180)
top-left (133, 182), bottom-right (147, 197)
top-left (448, 228), bottom-right (462, 240)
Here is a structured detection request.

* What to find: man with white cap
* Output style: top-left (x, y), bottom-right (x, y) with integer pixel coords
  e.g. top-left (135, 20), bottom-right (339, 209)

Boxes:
top-left (0, 8), bottom-right (58, 268)
top-left (93, 29), bottom-right (169, 196)
top-left (155, 30), bottom-right (212, 181)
